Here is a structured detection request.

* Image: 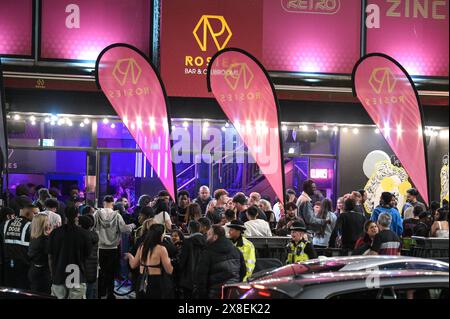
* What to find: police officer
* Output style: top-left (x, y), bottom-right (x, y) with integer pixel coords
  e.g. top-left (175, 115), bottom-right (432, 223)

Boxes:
top-left (1, 204), bottom-right (38, 289)
top-left (286, 220), bottom-right (317, 264)
top-left (227, 220), bottom-right (256, 281)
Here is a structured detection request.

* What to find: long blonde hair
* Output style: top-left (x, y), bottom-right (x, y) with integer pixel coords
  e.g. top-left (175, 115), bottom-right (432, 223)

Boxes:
top-left (31, 213), bottom-right (49, 239)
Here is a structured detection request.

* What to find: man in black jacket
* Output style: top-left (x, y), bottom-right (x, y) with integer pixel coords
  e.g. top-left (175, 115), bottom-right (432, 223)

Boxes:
top-left (177, 220), bottom-right (207, 298)
top-left (196, 225), bottom-right (246, 299)
top-left (330, 197), bottom-right (366, 253)
top-left (49, 206), bottom-right (92, 299)
top-left (193, 186), bottom-right (212, 215)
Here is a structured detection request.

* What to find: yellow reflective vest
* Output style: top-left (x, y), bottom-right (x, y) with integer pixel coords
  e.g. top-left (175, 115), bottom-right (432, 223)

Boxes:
top-left (286, 240), bottom-right (311, 264)
top-left (234, 237), bottom-right (256, 281)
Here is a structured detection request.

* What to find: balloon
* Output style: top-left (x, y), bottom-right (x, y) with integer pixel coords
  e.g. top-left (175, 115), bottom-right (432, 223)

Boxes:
top-left (363, 150), bottom-right (390, 178)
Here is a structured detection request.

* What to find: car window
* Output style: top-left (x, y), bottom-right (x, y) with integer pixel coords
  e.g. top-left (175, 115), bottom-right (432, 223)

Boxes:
top-left (377, 262), bottom-right (449, 272)
top-left (328, 288), bottom-right (381, 299)
top-left (330, 287), bottom-right (449, 299)
top-left (406, 262), bottom-right (449, 272)
top-left (394, 287), bottom-right (449, 299)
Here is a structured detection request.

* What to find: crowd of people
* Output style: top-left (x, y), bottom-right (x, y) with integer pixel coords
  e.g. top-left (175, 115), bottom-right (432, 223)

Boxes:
top-left (0, 181), bottom-right (448, 299)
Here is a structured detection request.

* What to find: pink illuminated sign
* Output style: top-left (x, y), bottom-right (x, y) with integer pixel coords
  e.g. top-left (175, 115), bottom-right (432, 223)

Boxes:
top-left (262, 0), bottom-right (361, 73)
top-left (366, 0), bottom-right (449, 77)
top-left (40, 0), bottom-right (151, 61)
top-left (0, 0), bottom-right (33, 57)
top-left (311, 169), bottom-right (329, 179)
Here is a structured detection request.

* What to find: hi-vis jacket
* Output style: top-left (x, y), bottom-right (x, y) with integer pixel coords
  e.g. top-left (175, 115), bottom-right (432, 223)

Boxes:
top-left (233, 236), bottom-right (256, 281)
top-left (2, 217), bottom-right (32, 265)
top-left (286, 239), bottom-right (315, 264)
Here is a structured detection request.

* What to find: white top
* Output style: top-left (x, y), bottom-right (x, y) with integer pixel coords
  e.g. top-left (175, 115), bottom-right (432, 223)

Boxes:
top-left (272, 202), bottom-right (282, 222)
top-left (39, 210), bottom-right (62, 229)
top-left (223, 222), bottom-right (231, 238)
top-left (153, 211), bottom-right (172, 229)
top-left (244, 219), bottom-right (272, 237)
top-left (435, 221), bottom-right (449, 238)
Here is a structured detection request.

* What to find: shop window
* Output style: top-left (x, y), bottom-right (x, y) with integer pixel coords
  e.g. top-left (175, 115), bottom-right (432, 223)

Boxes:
top-left (7, 120), bottom-right (40, 147)
top-left (44, 122), bottom-right (92, 147)
top-left (97, 122), bottom-right (136, 149)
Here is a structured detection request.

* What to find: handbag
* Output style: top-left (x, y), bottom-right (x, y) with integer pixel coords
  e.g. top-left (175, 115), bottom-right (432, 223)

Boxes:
top-left (138, 264), bottom-right (150, 294)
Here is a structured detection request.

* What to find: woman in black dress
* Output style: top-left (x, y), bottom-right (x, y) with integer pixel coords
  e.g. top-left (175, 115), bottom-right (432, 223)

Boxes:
top-left (125, 224), bottom-right (173, 299)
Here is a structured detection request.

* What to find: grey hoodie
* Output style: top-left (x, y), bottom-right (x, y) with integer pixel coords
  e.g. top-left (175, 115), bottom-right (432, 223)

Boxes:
top-left (94, 208), bottom-right (134, 249)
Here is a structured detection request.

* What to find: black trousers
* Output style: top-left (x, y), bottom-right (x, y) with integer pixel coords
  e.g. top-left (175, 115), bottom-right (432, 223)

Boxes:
top-left (28, 265), bottom-right (51, 295)
top-left (98, 248), bottom-right (119, 299)
top-left (4, 259), bottom-right (30, 290)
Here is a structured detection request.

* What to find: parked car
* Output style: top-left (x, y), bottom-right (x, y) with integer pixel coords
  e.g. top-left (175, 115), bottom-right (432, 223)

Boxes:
top-left (0, 287), bottom-right (55, 299)
top-left (248, 256), bottom-right (449, 282)
top-left (223, 270), bottom-right (449, 299)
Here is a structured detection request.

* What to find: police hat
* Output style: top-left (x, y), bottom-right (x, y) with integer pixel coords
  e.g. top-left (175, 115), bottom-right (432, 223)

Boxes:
top-left (227, 220), bottom-right (246, 231)
top-left (289, 220), bottom-right (307, 232)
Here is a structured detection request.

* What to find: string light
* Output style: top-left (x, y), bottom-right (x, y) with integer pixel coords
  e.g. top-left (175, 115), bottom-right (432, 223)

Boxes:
top-left (375, 128), bottom-right (380, 134)
top-left (110, 123), bottom-right (116, 129)
top-left (83, 118), bottom-right (90, 124)
top-left (80, 122), bottom-right (85, 128)
top-left (342, 127), bottom-right (348, 133)
top-left (352, 128), bottom-right (359, 135)
top-left (322, 125), bottom-right (329, 131)
top-left (13, 114), bottom-right (21, 121)
top-left (282, 125), bottom-right (288, 132)
top-left (102, 118), bottom-right (109, 124)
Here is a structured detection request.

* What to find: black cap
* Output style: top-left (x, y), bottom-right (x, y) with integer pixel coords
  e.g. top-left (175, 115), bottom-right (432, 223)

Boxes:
top-left (227, 220), bottom-right (246, 231)
top-left (289, 220), bottom-right (307, 232)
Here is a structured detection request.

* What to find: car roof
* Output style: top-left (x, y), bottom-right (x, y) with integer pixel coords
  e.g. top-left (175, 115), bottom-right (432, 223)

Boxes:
top-left (249, 256), bottom-right (448, 282)
top-left (242, 270), bottom-right (449, 298)
top-left (339, 256), bottom-right (449, 271)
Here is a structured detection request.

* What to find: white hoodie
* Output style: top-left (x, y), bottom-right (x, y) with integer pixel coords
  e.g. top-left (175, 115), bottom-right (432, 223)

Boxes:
top-left (244, 219), bottom-right (272, 237)
top-left (94, 208), bottom-right (134, 249)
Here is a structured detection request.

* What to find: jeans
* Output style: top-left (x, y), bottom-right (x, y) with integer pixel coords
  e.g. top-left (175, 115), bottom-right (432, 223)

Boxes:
top-left (51, 283), bottom-right (87, 299)
top-left (86, 281), bottom-right (98, 299)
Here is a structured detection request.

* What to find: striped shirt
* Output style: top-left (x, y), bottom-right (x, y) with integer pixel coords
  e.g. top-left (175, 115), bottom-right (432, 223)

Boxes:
top-left (371, 230), bottom-right (401, 256)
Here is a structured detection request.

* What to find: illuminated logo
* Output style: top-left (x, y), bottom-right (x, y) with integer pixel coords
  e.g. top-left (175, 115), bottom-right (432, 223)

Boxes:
top-left (281, 0), bottom-right (341, 14)
top-left (369, 67), bottom-right (397, 94)
top-left (112, 58), bottom-right (142, 86)
top-left (193, 15), bottom-right (232, 52)
top-left (224, 63), bottom-right (254, 90)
